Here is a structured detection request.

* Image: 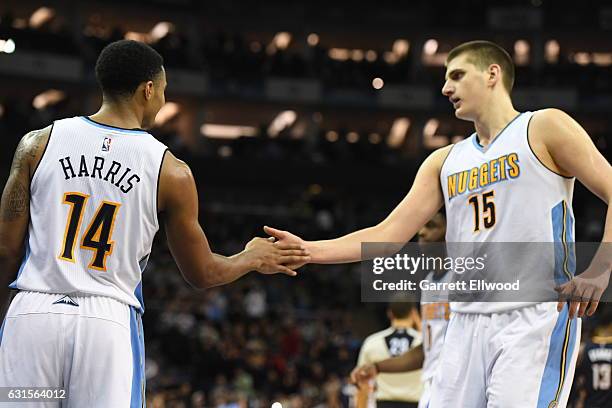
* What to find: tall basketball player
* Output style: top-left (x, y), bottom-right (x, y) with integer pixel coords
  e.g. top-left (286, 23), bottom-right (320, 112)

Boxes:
top-left (0, 40), bottom-right (309, 407)
top-left (264, 41), bottom-right (611, 407)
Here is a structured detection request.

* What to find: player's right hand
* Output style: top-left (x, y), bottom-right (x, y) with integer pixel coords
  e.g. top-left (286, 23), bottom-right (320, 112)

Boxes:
top-left (350, 363), bottom-right (378, 384)
top-left (263, 226), bottom-right (310, 269)
top-left (244, 237), bottom-right (310, 276)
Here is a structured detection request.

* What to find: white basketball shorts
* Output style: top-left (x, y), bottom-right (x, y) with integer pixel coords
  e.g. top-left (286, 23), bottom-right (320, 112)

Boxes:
top-left (0, 291), bottom-right (145, 407)
top-left (428, 302), bottom-right (581, 408)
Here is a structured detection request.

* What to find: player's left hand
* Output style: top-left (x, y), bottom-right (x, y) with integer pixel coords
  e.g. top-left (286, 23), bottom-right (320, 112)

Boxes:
top-left (555, 264), bottom-right (610, 319)
top-left (350, 363), bottom-right (377, 385)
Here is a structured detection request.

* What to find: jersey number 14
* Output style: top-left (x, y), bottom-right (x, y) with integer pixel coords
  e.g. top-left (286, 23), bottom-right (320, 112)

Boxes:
top-left (59, 192), bottom-right (120, 271)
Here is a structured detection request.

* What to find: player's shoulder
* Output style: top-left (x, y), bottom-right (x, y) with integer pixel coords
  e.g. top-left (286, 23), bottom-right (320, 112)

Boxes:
top-left (21, 124), bottom-right (53, 146)
top-left (362, 327), bottom-right (396, 346)
top-left (157, 150), bottom-right (196, 212)
top-left (529, 108), bottom-right (587, 149)
top-left (421, 144), bottom-right (455, 166)
top-left (592, 335), bottom-right (612, 347)
top-left (424, 142), bottom-right (462, 174)
top-left (529, 108), bottom-right (576, 135)
top-left (405, 327), bottom-right (421, 339)
top-left (531, 108), bottom-right (571, 121)
top-left (161, 151), bottom-right (192, 180)
top-left (431, 143), bottom-right (456, 160)
top-left (16, 124), bottom-right (53, 173)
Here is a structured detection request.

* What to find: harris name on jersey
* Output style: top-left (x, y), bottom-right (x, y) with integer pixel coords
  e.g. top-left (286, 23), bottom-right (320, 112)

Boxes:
top-left (446, 152), bottom-right (520, 200)
top-left (58, 155), bottom-right (141, 194)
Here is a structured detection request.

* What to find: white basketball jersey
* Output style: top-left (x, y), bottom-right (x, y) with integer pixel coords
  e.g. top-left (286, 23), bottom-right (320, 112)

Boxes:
top-left (420, 271), bottom-right (450, 381)
top-left (440, 111), bottom-right (575, 313)
top-left (10, 116), bottom-right (168, 312)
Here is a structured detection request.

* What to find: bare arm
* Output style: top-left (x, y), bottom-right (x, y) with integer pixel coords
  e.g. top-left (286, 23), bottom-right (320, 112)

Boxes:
top-left (158, 151), bottom-right (309, 289)
top-left (0, 127), bottom-right (50, 316)
top-left (350, 344), bottom-right (424, 385)
top-left (531, 108), bottom-right (612, 317)
top-left (376, 344), bottom-right (425, 372)
top-left (265, 145), bottom-right (452, 264)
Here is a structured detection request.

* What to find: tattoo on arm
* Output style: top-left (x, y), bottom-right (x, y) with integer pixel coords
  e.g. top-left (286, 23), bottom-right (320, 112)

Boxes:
top-left (0, 181), bottom-right (28, 221)
top-left (1, 128), bottom-right (46, 222)
top-left (10, 129), bottom-right (44, 172)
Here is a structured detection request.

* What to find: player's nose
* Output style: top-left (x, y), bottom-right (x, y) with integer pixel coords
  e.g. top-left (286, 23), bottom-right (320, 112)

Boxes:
top-left (441, 82), bottom-right (453, 96)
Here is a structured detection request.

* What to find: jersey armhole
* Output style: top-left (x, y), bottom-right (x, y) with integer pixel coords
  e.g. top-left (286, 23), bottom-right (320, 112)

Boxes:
top-left (30, 122), bottom-right (54, 187)
top-left (525, 114), bottom-right (574, 180)
top-left (438, 143), bottom-right (457, 177)
top-left (438, 143), bottom-right (457, 200)
top-left (155, 148), bottom-right (170, 224)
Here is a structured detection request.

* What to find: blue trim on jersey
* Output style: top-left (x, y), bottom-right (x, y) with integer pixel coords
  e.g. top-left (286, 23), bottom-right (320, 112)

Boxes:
top-left (565, 206), bottom-right (576, 278)
top-left (471, 133), bottom-right (484, 152)
top-left (0, 317), bottom-right (6, 348)
top-left (134, 282), bottom-right (144, 314)
top-left (80, 116), bottom-right (148, 134)
top-left (9, 237), bottom-right (30, 289)
top-left (134, 254), bottom-right (149, 314)
top-left (130, 307), bottom-right (145, 408)
top-left (471, 112), bottom-right (524, 152)
top-left (537, 305), bottom-right (576, 408)
top-left (551, 201), bottom-right (574, 285)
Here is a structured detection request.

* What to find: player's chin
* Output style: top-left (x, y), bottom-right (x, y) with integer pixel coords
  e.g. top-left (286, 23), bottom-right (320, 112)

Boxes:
top-left (454, 107), bottom-right (470, 120)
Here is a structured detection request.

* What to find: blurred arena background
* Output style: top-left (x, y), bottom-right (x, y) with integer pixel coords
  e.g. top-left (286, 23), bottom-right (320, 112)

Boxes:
top-left (0, 0), bottom-right (610, 407)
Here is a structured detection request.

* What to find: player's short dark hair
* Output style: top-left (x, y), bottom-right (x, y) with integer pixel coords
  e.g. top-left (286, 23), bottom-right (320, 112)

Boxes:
top-left (95, 40), bottom-right (164, 101)
top-left (446, 40), bottom-right (515, 94)
top-left (388, 299), bottom-right (417, 319)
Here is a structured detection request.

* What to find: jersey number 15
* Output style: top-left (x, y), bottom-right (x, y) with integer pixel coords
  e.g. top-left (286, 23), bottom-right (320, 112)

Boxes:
top-left (467, 190), bottom-right (496, 232)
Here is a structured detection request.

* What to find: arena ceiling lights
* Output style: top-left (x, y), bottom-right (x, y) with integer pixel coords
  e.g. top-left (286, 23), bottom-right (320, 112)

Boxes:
top-left (200, 124), bottom-right (259, 139)
top-left (124, 22), bottom-right (174, 44)
top-left (266, 32), bottom-right (292, 55)
top-left (267, 110), bottom-right (297, 138)
top-left (328, 39), bottom-right (408, 64)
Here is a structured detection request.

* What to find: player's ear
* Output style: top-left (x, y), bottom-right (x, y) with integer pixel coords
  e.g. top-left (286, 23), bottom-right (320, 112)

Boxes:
top-left (143, 80), bottom-right (154, 100)
top-left (487, 64), bottom-right (502, 88)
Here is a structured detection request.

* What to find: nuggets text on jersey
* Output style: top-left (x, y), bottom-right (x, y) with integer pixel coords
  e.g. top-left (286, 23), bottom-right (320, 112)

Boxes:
top-left (446, 152), bottom-right (520, 200)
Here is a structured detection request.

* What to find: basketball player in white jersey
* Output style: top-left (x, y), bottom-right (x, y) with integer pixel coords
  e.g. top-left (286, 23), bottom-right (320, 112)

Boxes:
top-left (0, 40), bottom-right (309, 407)
top-left (264, 40), bottom-right (611, 407)
top-left (350, 213), bottom-right (449, 408)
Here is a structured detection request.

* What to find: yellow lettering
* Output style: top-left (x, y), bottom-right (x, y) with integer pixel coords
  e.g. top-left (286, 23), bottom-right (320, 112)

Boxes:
top-left (448, 174), bottom-right (457, 198)
top-left (508, 153), bottom-right (520, 178)
top-left (468, 167), bottom-right (479, 191)
top-left (498, 156), bottom-right (508, 180)
top-left (489, 159), bottom-right (498, 183)
top-left (479, 163), bottom-right (489, 187)
top-left (458, 171), bottom-right (468, 194)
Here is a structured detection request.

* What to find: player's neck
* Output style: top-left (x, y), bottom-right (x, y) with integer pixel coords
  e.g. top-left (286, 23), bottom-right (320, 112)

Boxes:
top-left (473, 99), bottom-right (519, 146)
top-left (90, 102), bottom-right (144, 130)
top-left (391, 318), bottom-right (414, 329)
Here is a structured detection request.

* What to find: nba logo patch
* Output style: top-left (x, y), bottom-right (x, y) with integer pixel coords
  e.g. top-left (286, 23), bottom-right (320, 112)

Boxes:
top-left (102, 137), bottom-right (112, 152)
